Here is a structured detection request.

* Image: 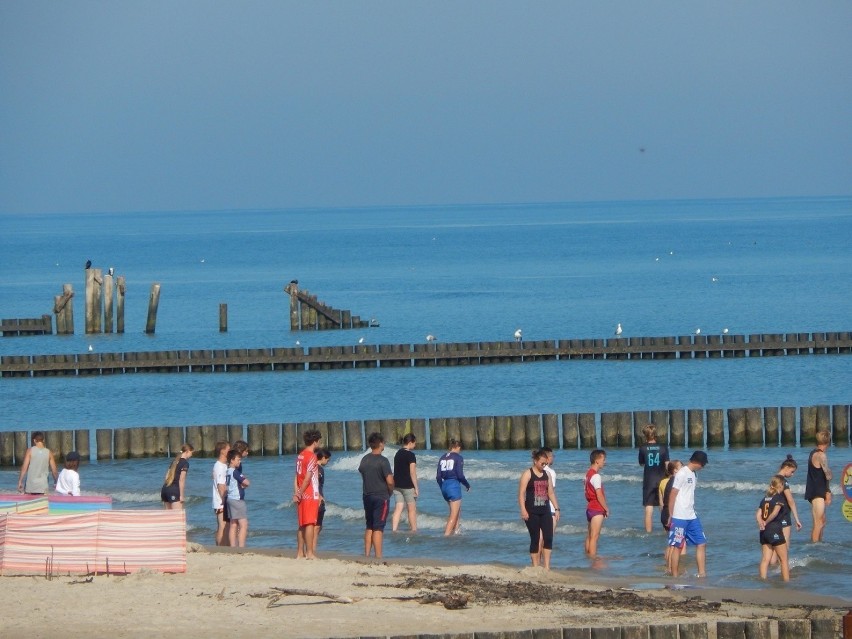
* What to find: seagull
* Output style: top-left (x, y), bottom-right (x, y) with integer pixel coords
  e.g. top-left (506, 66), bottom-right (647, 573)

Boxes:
top-left (426, 334), bottom-right (436, 342)
top-left (722, 328), bottom-right (729, 335)
top-left (200, 258), bottom-right (205, 263)
top-left (514, 328), bottom-right (523, 342)
top-left (108, 267), bottom-right (114, 276)
top-left (295, 340), bottom-right (300, 346)
top-left (615, 323), bottom-right (623, 336)
top-left (358, 337), bottom-right (365, 344)
top-left (85, 259), bottom-right (92, 269)
top-left (711, 276), bottom-right (718, 282)
top-left (88, 344), bottom-right (93, 352)
top-left (289, 279), bottom-right (298, 285)
top-left (695, 328), bottom-right (701, 335)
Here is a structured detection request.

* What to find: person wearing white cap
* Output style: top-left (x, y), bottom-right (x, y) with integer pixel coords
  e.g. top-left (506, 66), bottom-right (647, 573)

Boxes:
top-left (666, 450), bottom-right (708, 578)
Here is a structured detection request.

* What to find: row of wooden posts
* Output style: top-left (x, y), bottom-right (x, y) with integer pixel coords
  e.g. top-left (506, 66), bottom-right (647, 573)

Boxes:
top-left (31, 269), bottom-right (159, 335)
top-left (1, 404), bottom-right (847, 466)
top-left (285, 282), bottom-right (374, 330)
top-left (2, 331), bottom-right (851, 377)
top-left (0, 315), bottom-right (53, 336)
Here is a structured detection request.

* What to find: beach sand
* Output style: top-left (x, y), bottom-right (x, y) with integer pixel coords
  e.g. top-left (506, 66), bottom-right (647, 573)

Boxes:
top-left (3, 544), bottom-right (846, 639)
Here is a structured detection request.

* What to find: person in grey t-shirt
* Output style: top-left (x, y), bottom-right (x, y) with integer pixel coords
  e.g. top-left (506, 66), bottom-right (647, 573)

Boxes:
top-left (358, 432), bottom-right (394, 559)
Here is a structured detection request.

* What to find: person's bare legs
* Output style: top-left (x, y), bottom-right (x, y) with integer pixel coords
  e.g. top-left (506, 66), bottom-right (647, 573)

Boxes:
top-left (406, 502), bottom-right (417, 532)
top-left (311, 525), bottom-right (322, 556)
top-left (540, 547), bottom-right (552, 570)
top-left (644, 505), bottom-right (654, 533)
top-left (694, 544), bottom-right (706, 577)
top-left (444, 500), bottom-right (461, 536)
top-left (759, 544), bottom-right (773, 579)
top-left (810, 497), bottom-right (826, 542)
top-left (391, 500), bottom-right (404, 532)
top-left (775, 542), bottom-right (790, 581)
top-left (364, 529), bottom-right (383, 558)
top-left (585, 514), bottom-right (604, 557)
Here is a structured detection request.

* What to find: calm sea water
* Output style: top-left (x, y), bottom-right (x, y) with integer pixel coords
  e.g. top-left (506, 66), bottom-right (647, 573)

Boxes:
top-left (1, 198), bottom-right (850, 597)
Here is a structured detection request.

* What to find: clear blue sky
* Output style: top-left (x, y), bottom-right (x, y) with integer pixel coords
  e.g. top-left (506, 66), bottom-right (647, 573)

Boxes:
top-left (1, 2), bottom-right (850, 215)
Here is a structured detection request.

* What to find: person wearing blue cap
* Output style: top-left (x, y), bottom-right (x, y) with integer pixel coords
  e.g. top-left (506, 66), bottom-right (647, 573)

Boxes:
top-left (666, 450), bottom-right (708, 577)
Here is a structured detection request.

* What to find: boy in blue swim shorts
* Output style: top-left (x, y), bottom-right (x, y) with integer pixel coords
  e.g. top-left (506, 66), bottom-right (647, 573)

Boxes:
top-left (666, 451), bottom-right (708, 577)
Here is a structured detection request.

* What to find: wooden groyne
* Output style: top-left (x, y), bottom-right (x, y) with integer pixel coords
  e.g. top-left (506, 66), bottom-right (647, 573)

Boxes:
top-left (0, 403), bottom-right (847, 465)
top-left (2, 331), bottom-right (850, 377)
top-left (285, 281), bottom-right (375, 330)
top-left (0, 315), bottom-right (53, 337)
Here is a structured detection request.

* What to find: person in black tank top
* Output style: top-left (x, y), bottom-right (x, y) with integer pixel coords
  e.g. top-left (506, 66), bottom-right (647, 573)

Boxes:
top-left (804, 430), bottom-right (832, 542)
top-left (518, 449), bottom-right (560, 570)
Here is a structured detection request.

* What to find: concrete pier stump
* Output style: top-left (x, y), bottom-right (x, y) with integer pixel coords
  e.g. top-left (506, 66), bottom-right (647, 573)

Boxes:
top-left (562, 413), bottom-right (579, 449)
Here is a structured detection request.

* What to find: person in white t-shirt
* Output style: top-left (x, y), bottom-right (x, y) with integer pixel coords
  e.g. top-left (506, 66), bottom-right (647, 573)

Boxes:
top-left (55, 451), bottom-right (81, 496)
top-left (666, 450), bottom-right (708, 577)
top-left (211, 441), bottom-right (230, 545)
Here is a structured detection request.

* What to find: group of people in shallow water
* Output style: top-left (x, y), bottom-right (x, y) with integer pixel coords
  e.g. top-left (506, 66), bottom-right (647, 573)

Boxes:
top-left (636, 425), bottom-right (834, 581)
top-left (14, 423), bottom-right (835, 580)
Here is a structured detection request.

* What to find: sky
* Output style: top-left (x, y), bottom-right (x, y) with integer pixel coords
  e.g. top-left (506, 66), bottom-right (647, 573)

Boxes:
top-left (1, 2), bottom-right (850, 215)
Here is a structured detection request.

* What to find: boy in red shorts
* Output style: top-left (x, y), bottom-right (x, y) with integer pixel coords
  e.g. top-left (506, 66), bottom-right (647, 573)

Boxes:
top-left (293, 429), bottom-right (322, 559)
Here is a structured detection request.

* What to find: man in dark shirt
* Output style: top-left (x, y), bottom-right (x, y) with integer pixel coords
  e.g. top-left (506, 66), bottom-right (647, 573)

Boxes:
top-left (358, 432), bottom-right (394, 559)
top-left (392, 433), bottom-right (419, 532)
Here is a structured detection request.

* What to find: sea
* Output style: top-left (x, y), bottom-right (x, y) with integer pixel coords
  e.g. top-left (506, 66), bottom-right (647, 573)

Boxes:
top-left (0, 197), bottom-right (850, 599)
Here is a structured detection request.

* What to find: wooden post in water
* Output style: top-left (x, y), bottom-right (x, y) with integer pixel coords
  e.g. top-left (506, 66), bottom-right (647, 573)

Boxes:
top-left (617, 412), bottom-right (633, 447)
top-left (460, 416), bottom-right (478, 450)
top-left (542, 414), bottom-right (559, 449)
top-left (262, 423), bottom-right (280, 455)
top-left (780, 407), bottom-right (797, 446)
top-left (832, 405), bottom-right (849, 446)
top-left (494, 416), bottom-right (511, 450)
top-left (96, 429), bottom-right (112, 460)
top-left (578, 413), bottom-right (596, 449)
top-left (247, 424), bottom-right (263, 456)
top-left (745, 408), bottom-right (763, 446)
top-left (75, 428), bottom-right (90, 461)
top-left (0, 432), bottom-right (14, 466)
top-left (687, 409), bottom-right (705, 448)
top-left (651, 410), bottom-right (669, 444)
top-left (103, 272), bottom-right (114, 333)
top-left (815, 405), bottom-right (831, 434)
top-left (326, 421), bottom-right (345, 451)
top-left (669, 410), bottom-right (686, 448)
top-left (476, 416), bottom-right (495, 449)
top-left (145, 283), bottom-right (161, 334)
top-left (282, 423), bottom-right (298, 453)
top-left (54, 284), bottom-right (74, 334)
top-left (115, 276), bottom-right (126, 333)
top-left (601, 413), bottom-right (618, 448)
top-left (764, 407), bottom-right (780, 447)
top-left (129, 428), bottom-right (145, 458)
top-left (509, 416), bottom-right (526, 449)
top-left (632, 411), bottom-right (651, 448)
top-left (114, 428), bottom-right (130, 459)
top-left (562, 413), bottom-right (579, 449)
top-left (728, 408), bottom-right (746, 446)
top-left (522, 415), bottom-right (540, 449)
top-left (85, 268), bottom-right (95, 333)
top-left (799, 406), bottom-right (817, 446)
top-left (706, 409), bottom-right (725, 447)
top-left (345, 420), bottom-right (363, 451)
top-left (219, 303), bottom-right (228, 332)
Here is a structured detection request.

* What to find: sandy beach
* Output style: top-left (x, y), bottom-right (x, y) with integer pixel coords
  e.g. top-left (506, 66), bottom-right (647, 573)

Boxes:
top-left (2, 544), bottom-right (846, 639)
